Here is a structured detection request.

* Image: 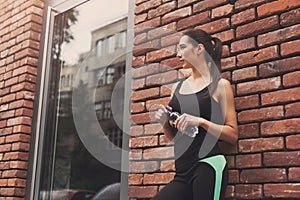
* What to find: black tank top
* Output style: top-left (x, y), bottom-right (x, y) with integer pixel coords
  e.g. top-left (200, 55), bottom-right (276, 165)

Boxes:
top-left (168, 79), bottom-right (224, 174)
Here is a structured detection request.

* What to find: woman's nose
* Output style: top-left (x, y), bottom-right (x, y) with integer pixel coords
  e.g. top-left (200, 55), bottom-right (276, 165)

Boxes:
top-left (176, 52), bottom-right (181, 58)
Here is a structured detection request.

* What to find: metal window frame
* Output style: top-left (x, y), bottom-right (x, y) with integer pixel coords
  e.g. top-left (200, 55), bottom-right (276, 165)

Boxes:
top-left (26, 0), bottom-right (134, 199)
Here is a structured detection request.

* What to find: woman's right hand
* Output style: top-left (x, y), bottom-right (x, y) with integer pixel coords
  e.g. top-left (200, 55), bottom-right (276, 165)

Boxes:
top-left (155, 104), bottom-right (169, 126)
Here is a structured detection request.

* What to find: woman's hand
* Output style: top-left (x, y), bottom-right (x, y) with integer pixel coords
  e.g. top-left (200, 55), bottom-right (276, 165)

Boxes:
top-left (174, 113), bottom-right (202, 133)
top-left (154, 105), bottom-right (169, 126)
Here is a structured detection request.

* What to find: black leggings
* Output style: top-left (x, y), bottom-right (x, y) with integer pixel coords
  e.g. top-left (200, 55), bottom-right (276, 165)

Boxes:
top-left (152, 162), bottom-right (228, 200)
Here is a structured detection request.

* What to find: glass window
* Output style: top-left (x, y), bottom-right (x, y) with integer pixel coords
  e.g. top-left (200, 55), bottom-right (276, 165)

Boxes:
top-left (35, 0), bottom-right (129, 200)
top-left (108, 35), bottom-right (115, 53)
top-left (96, 39), bottom-right (103, 57)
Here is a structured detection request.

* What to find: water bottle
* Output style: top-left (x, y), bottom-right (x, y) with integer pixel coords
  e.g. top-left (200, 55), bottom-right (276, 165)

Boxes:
top-left (165, 109), bottom-right (199, 137)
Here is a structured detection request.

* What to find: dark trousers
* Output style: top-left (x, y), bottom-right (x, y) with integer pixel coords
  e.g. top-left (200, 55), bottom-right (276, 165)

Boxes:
top-left (152, 162), bottom-right (228, 200)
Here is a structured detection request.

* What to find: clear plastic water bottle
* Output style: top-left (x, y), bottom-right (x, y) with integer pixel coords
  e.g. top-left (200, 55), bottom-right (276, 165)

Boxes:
top-left (165, 109), bottom-right (199, 137)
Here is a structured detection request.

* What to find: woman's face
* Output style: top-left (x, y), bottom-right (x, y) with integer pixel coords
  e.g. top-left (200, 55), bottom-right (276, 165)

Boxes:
top-left (177, 35), bottom-right (200, 69)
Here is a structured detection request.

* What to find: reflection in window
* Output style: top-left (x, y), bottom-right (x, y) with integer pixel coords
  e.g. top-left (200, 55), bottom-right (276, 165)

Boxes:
top-left (96, 40), bottom-right (103, 57)
top-left (37, 0), bottom-right (128, 199)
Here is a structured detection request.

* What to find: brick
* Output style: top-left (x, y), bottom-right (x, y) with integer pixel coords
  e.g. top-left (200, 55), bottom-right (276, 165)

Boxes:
top-left (3, 152), bottom-right (29, 161)
top-left (231, 8), bottom-right (255, 26)
top-left (221, 56), bottom-right (236, 70)
top-left (235, 94), bottom-right (259, 110)
top-left (146, 70), bottom-right (177, 86)
top-left (135, 13), bottom-right (147, 25)
top-left (237, 77), bottom-right (281, 95)
top-left (285, 102), bottom-right (300, 117)
top-left (132, 56), bottom-right (145, 67)
top-left (225, 185), bottom-right (235, 199)
top-left (177, 0), bottom-right (198, 8)
top-left (148, 1), bottom-right (176, 19)
top-left (131, 87), bottom-right (160, 101)
top-left (231, 37), bottom-right (256, 53)
top-left (238, 123), bottom-right (259, 138)
top-left (160, 57), bottom-right (182, 70)
top-left (129, 149), bottom-right (143, 160)
top-left (134, 32), bottom-right (147, 45)
top-left (261, 118), bottom-right (300, 135)
top-left (7, 116), bottom-right (32, 126)
top-left (144, 123), bottom-right (163, 135)
top-left (228, 170), bottom-right (239, 183)
top-left (159, 134), bottom-right (171, 145)
top-left (259, 57), bottom-right (300, 78)
top-left (148, 22), bottom-right (176, 41)
top-left (133, 39), bottom-right (160, 56)
top-left (212, 4), bottom-right (233, 18)
top-left (232, 66), bottom-right (256, 82)
top-left (287, 134), bottom-right (300, 150)
top-left (144, 172), bottom-right (175, 184)
top-left (195, 18), bottom-right (230, 34)
top-left (131, 102), bottom-right (145, 113)
top-left (212, 29), bottom-right (235, 43)
top-left (5, 134), bottom-right (30, 143)
top-left (7, 178), bottom-right (27, 187)
top-left (0, 127), bottom-right (12, 136)
top-left (0, 144), bottom-right (12, 152)
top-left (236, 16), bottom-right (279, 39)
top-left (160, 160), bottom-right (175, 171)
top-left (238, 106), bottom-right (283, 123)
top-left (135, 0), bottom-right (162, 14)
top-left (264, 183), bottom-right (300, 198)
top-left (218, 141), bottom-right (238, 154)
top-left (162, 6), bottom-right (192, 25)
top-left (15, 108), bottom-right (33, 117)
top-left (0, 110), bottom-right (15, 119)
top-left (132, 63), bottom-right (160, 78)
top-left (177, 11), bottom-right (210, 30)
top-left (238, 137), bottom-right (284, 152)
top-left (146, 45), bottom-right (176, 63)
top-left (11, 142), bottom-right (30, 151)
top-left (240, 168), bottom-right (287, 183)
top-left (160, 32), bottom-right (182, 47)
top-left (128, 174), bottom-right (143, 185)
top-left (235, 0), bottom-right (265, 10)
top-left (128, 186), bottom-right (158, 198)
top-left (281, 39), bottom-right (300, 56)
top-left (264, 151), bottom-right (300, 166)
top-left (135, 17), bottom-right (160, 34)
top-left (283, 70), bottom-right (300, 86)
top-left (237, 46), bottom-right (278, 67)
top-left (9, 100), bottom-right (34, 109)
top-left (129, 161), bottom-right (159, 173)
top-left (143, 146), bottom-right (174, 159)
top-left (289, 167), bottom-right (300, 181)
top-left (280, 7), bottom-right (300, 27)
top-left (130, 126), bottom-right (143, 136)
top-left (4, 76), bottom-right (18, 87)
top-left (261, 88), bottom-right (300, 105)
top-left (130, 136), bottom-right (158, 148)
top-left (235, 184), bottom-right (262, 199)
top-left (236, 154), bottom-right (261, 168)
top-left (258, 24), bottom-right (300, 47)
top-left (136, 0), bottom-right (148, 5)
top-left (193, 0), bottom-right (227, 13)
top-left (146, 97), bottom-right (170, 111)
top-left (132, 78), bottom-right (145, 90)
top-left (257, 0), bottom-right (300, 17)
top-left (222, 45), bottom-right (230, 57)
top-left (131, 112), bottom-right (153, 125)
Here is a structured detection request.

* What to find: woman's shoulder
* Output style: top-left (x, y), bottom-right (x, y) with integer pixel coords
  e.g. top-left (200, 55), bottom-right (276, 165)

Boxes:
top-left (214, 78), bottom-right (233, 101)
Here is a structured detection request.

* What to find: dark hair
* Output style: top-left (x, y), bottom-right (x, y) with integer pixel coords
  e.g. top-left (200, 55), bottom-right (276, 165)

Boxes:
top-left (183, 29), bottom-right (222, 94)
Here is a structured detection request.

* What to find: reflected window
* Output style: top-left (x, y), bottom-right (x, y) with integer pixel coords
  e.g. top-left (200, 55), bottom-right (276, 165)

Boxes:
top-left (96, 40), bottom-right (103, 57)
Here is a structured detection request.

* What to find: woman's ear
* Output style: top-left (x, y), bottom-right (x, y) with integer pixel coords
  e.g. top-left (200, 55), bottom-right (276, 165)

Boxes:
top-left (197, 43), bottom-right (204, 55)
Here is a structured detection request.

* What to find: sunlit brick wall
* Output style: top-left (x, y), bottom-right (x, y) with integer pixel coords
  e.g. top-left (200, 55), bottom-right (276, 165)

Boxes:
top-left (129, 0), bottom-right (300, 199)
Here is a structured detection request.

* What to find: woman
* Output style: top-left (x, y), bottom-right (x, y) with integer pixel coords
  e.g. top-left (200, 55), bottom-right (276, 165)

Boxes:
top-left (154, 29), bottom-right (238, 200)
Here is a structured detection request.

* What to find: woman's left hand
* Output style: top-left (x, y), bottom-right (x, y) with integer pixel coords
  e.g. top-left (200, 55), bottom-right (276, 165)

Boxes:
top-left (174, 113), bottom-right (203, 133)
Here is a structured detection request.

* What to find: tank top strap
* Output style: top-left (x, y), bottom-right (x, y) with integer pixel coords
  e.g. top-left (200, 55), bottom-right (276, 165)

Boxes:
top-left (174, 79), bottom-right (184, 94)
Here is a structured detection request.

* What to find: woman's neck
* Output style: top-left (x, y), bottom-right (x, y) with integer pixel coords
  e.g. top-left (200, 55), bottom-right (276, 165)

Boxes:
top-left (190, 62), bottom-right (212, 84)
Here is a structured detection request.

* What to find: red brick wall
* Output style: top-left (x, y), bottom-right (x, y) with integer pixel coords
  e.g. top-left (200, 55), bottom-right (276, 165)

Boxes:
top-left (129, 0), bottom-right (300, 199)
top-left (0, 0), bottom-right (44, 198)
